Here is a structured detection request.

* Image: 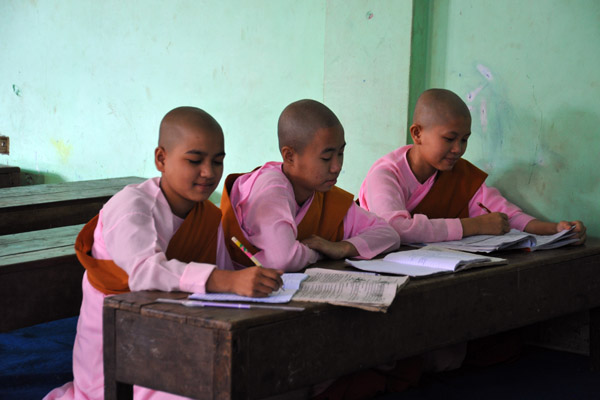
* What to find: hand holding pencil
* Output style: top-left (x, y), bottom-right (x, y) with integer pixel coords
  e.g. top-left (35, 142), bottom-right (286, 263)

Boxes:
top-left (226, 236), bottom-right (283, 297)
top-left (461, 202), bottom-right (510, 237)
top-left (205, 236), bottom-right (282, 297)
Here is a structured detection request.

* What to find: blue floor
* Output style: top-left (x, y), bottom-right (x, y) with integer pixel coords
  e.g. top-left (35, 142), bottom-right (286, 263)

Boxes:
top-left (1, 317), bottom-right (599, 399)
top-left (0, 317), bottom-right (77, 400)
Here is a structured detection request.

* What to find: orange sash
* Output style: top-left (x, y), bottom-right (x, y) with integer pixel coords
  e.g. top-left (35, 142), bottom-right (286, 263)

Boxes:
top-left (411, 158), bottom-right (487, 219)
top-left (220, 171), bottom-right (355, 268)
top-left (75, 201), bottom-right (222, 295)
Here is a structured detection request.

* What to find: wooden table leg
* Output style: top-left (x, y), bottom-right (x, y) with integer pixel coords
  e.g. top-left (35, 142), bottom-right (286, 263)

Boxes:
top-left (104, 378), bottom-right (133, 400)
top-left (590, 307), bottom-right (600, 371)
top-left (104, 305), bottom-right (134, 399)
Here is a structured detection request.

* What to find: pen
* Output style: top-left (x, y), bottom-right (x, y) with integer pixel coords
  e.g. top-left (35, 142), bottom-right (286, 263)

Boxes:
top-left (477, 202), bottom-right (492, 214)
top-left (231, 236), bottom-right (262, 267)
top-left (156, 298), bottom-right (304, 311)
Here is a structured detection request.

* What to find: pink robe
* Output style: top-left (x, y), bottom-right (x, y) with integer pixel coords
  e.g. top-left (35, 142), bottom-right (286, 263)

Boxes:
top-left (44, 177), bottom-right (233, 400)
top-left (229, 162), bottom-right (400, 271)
top-left (358, 145), bottom-right (535, 244)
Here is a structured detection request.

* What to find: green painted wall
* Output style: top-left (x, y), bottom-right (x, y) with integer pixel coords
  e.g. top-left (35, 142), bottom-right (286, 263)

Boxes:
top-left (324, 0), bottom-right (413, 192)
top-left (425, 0), bottom-right (600, 236)
top-left (2, 1), bottom-right (597, 237)
top-left (0, 0), bottom-right (412, 196)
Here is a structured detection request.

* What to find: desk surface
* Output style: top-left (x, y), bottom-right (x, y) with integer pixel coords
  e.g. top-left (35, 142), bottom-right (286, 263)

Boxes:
top-left (104, 239), bottom-right (600, 400)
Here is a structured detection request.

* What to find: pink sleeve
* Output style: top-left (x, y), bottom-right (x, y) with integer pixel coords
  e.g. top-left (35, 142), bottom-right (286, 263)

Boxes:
top-left (240, 177), bottom-right (320, 272)
top-left (342, 203), bottom-right (400, 259)
top-left (469, 184), bottom-right (535, 230)
top-left (102, 209), bottom-right (221, 294)
top-left (360, 166), bottom-right (463, 243)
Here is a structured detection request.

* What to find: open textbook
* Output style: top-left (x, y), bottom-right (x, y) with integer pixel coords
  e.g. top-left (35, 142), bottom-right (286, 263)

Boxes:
top-left (346, 246), bottom-right (507, 277)
top-left (410, 227), bottom-right (578, 253)
top-left (291, 268), bottom-right (409, 312)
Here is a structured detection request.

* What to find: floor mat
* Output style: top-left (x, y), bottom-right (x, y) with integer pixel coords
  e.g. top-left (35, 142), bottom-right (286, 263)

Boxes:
top-left (0, 317), bottom-right (78, 400)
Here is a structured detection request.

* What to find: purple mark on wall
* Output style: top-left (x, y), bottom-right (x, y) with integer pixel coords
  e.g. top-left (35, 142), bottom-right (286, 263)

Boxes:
top-left (477, 64), bottom-right (493, 81)
top-left (366, 11), bottom-right (373, 20)
top-left (466, 85), bottom-right (484, 102)
top-left (480, 98), bottom-right (488, 132)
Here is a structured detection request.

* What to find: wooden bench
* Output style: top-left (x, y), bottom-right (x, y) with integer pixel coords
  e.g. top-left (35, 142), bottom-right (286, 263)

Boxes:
top-left (103, 239), bottom-right (600, 399)
top-left (0, 176), bottom-right (145, 235)
top-left (0, 224), bottom-right (85, 332)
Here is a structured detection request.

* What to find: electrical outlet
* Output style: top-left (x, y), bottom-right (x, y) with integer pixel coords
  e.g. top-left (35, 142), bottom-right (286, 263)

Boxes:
top-left (0, 136), bottom-right (8, 155)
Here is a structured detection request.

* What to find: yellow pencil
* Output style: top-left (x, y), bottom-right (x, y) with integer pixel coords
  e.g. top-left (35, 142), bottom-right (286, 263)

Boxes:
top-left (231, 236), bottom-right (262, 267)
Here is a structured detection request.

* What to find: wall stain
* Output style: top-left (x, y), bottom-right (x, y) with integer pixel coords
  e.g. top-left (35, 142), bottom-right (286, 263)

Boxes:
top-left (50, 139), bottom-right (73, 164)
top-left (12, 85), bottom-right (22, 97)
top-left (477, 64), bottom-right (493, 81)
top-left (467, 85), bottom-right (484, 102)
top-left (479, 98), bottom-right (488, 132)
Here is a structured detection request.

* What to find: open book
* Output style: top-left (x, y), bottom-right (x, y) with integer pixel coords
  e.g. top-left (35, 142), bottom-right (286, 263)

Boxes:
top-left (410, 227), bottom-right (578, 253)
top-left (291, 268), bottom-right (408, 312)
top-left (346, 246), bottom-right (507, 277)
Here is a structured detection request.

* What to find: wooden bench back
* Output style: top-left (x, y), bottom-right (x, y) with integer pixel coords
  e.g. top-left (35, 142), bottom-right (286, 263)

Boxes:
top-left (0, 225), bottom-right (85, 332)
top-left (0, 176), bottom-right (144, 235)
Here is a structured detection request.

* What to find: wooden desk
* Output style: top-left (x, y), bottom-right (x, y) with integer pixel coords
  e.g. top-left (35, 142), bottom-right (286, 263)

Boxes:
top-left (0, 224), bottom-right (84, 331)
top-left (103, 240), bottom-right (600, 400)
top-left (0, 176), bottom-right (145, 235)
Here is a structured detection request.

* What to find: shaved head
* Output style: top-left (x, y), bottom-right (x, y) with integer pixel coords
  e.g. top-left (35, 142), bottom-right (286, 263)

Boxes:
top-left (278, 99), bottom-right (341, 153)
top-left (159, 106), bottom-right (223, 150)
top-left (413, 89), bottom-right (471, 128)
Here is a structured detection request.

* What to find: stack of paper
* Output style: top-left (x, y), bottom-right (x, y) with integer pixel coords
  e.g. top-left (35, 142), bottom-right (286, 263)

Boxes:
top-left (346, 246), bottom-right (507, 277)
top-left (523, 229), bottom-right (579, 251)
top-left (291, 268), bottom-right (409, 312)
top-left (411, 228), bottom-right (578, 253)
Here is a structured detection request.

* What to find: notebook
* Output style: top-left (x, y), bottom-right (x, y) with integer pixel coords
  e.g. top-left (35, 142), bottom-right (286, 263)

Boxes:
top-left (189, 273), bottom-right (307, 303)
top-left (346, 246), bottom-right (507, 277)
